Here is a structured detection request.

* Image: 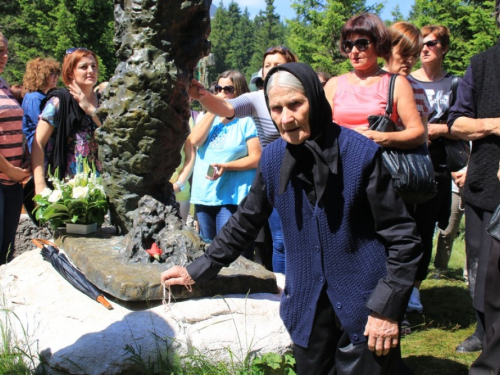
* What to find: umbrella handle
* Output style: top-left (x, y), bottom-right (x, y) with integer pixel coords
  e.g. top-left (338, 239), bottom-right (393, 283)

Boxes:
top-left (97, 295), bottom-right (113, 310)
top-left (32, 238), bottom-right (58, 249)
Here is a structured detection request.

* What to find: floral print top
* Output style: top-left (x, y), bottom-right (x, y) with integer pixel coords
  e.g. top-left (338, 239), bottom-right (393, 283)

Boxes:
top-left (40, 96), bottom-right (101, 178)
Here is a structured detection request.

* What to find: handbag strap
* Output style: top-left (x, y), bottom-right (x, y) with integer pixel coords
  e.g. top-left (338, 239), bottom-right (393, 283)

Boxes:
top-left (450, 75), bottom-right (460, 107)
top-left (384, 74), bottom-right (398, 116)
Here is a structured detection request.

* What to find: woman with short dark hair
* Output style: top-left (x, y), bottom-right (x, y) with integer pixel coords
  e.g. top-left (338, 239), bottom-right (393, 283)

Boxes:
top-left (325, 13), bottom-right (426, 149)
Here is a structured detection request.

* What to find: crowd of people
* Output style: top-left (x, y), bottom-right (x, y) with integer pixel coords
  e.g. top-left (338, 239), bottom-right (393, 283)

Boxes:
top-left (1, 4), bottom-right (500, 374)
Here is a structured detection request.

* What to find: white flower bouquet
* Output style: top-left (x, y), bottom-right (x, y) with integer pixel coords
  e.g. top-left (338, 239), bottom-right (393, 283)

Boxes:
top-left (33, 161), bottom-right (109, 230)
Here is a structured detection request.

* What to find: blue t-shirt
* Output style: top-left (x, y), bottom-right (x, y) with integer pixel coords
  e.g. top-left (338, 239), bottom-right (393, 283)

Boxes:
top-left (22, 90), bottom-right (46, 153)
top-left (191, 116), bottom-right (258, 206)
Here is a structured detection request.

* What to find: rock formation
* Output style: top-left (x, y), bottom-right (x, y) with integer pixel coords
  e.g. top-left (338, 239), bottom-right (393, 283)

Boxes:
top-left (96, 0), bottom-right (211, 234)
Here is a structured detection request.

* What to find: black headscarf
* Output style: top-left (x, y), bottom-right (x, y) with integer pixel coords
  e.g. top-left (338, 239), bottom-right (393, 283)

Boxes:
top-left (263, 62), bottom-right (339, 203)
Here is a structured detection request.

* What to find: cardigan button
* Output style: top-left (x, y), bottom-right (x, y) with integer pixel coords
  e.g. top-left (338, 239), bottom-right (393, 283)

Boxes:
top-left (315, 246), bottom-right (319, 252)
top-left (319, 277), bottom-right (324, 283)
top-left (336, 302), bottom-right (342, 309)
top-left (352, 334), bottom-right (359, 341)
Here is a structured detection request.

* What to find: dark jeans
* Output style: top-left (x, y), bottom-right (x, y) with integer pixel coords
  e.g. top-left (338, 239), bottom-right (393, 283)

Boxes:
top-left (195, 203), bottom-right (254, 259)
top-left (195, 204), bottom-right (237, 243)
top-left (293, 290), bottom-right (401, 375)
top-left (0, 182), bottom-right (23, 265)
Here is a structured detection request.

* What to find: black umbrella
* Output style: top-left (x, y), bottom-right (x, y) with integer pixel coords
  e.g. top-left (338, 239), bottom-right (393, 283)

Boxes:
top-left (32, 239), bottom-right (113, 310)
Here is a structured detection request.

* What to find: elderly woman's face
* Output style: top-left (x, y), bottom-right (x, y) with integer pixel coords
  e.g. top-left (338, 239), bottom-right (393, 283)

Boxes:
top-left (343, 33), bottom-right (378, 71)
top-left (268, 86), bottom-right (311, 145)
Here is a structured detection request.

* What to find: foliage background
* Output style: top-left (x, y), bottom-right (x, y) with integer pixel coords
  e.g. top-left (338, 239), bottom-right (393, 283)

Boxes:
top-left (0, 0), bottom-right (499, 85)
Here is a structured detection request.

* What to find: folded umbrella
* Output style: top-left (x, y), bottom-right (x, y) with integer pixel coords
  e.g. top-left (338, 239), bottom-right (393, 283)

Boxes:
top-left (32, 239), bottom-right (113, 310)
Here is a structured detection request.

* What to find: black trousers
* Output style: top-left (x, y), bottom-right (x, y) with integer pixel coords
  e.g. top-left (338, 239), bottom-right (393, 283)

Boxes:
top-left (469, 238), bottom-right (500, 375)
top-left (293, 290), bottom-right (402, 375)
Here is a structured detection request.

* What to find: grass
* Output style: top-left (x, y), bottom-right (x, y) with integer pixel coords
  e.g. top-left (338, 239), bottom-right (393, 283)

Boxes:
top-left (402, 226), bottom-right (478, 375)
top-left (0, 221), bottom-right (481, 374)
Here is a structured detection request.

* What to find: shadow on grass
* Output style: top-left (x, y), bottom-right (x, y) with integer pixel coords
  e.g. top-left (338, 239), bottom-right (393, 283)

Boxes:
top-left (405, 355), bottom-right (469, 375)
top-left (409, 285), bottom-right (475, 331)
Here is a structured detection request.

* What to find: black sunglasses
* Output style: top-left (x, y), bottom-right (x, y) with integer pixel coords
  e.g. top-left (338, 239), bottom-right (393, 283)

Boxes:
top-left (422, 39), bottom-right (440, 49)
top-left (341, 38), bottom-right (372, 53)
top-left (66, 47), bottom-right (89, 55)
top-left (214, 85), bottom-right (235, 94)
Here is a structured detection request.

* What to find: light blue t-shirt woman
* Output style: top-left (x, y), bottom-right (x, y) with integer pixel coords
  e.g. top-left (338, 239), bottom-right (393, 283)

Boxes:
top-left (191, 116), bottom-right (258, 206)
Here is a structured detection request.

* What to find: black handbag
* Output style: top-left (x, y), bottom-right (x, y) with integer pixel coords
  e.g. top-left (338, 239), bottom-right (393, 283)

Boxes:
top-left (368, 74), bottom-right (437, 205)
top-left (487, 204), bottom-right (500, 241)
top-left (443, 138), bottom-right (470, 172)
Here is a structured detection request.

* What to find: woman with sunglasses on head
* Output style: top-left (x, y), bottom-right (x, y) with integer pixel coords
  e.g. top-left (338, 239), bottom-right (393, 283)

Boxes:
top-left (22, 57), bottom-right (61, 154)
top-left (31, 47), bottom-right (101, 195)
top-left (188, 46), bottom-right (298, 273)
top-left (189, 70), bottom-right (261, 249)
top-left (324, 13), bottom-right (426, 150)
top-left (0, 32), bottom-right (32, 264)
top-left (406, 25), bottom-right (465, 321)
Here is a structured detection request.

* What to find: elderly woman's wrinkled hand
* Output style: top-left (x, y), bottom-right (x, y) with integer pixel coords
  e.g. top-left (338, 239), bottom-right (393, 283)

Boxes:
top-left (364, 312), bottom-right (399, 356)
top-left (161, 265), bottom-right (195, 287)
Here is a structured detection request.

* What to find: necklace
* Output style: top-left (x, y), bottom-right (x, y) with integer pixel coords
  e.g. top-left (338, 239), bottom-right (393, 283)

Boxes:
top-left (353, 67), bottom-right (384, 80)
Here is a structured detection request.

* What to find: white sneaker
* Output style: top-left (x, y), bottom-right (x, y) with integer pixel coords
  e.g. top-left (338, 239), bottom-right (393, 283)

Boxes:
top-left (407, 287), bottom-right (423, 313)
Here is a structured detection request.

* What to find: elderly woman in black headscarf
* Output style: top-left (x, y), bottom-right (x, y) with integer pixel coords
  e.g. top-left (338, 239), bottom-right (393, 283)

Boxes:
top-left (161, 63), bottom-right (422, 374)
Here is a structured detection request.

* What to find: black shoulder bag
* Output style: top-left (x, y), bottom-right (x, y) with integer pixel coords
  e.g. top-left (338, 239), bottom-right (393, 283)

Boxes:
top-left (442, 76), bottom-right (470, 172)
top-left (368, 74), bottom-right (437, 205)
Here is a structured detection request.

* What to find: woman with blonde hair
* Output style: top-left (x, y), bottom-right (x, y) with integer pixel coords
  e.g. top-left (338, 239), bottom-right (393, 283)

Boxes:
top-left (32, 47), bottom-right (101, 195)
top-left (22, 57), bottom-right (61, 153)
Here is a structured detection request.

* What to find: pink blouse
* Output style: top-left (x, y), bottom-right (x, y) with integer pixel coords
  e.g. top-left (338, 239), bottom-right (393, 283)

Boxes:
top-left (332, 73), bottom-right (398, 130)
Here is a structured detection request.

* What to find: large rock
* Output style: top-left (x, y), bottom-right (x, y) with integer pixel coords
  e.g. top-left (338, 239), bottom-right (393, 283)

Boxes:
top-left (0, 250), bottom-right (292, 375)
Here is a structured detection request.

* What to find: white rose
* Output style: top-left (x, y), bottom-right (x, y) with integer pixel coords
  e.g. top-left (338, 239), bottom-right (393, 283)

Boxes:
top-left (48, 190), bottom-right (63, 203)
top-left (40, 187), bottom-right (52, 197)
top-left (72, 186), bottom-right (89, 199)
top-left (66, 178), bottom-right (76, 187)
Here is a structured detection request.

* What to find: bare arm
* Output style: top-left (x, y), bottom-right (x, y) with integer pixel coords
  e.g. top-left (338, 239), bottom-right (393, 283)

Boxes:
top-left (172, 136), bottom-right (195, 194)
top-left (0, 154), bottom-right (31, 182)
top-left (210, 137), bottom-right (261, 180)
top-left (450, 116), bottom-right (500, 141)
top-left (323, 77), bottom-right (338, 117)
top-left (31, 119), bottom-right (55, 194)
top-left (188, 79), bottom-right (235, 118)
top-left (428, 123), bottom-right (461, 141)
top-left (190, 112), bottom-right (216, 147)
top-left (356, 76), bottom-right (426, 149)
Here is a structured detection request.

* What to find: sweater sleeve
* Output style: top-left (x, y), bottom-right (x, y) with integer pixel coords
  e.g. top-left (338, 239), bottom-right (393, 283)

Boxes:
top-left (364, 152), bottom-right (423, 321)
top-left (186, 165), bottom-right (274, 282)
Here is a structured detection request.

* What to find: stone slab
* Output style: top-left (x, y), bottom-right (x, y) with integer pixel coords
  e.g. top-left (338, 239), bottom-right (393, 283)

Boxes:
top-left (53, 228), bottom-right (279, 302)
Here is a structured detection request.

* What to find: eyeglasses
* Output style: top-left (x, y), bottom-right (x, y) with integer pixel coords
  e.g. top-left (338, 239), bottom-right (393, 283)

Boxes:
top-left (422, 40), bottom-right (440, 49)
top-left (50, 72), bottom-right (60, 78)
top-left (341, 38), bottom-right (372, 53)
top-left (265, 46), bottom-right (290, 53)
top-left (66, 47), bottom-right (89, 55)
top-left (214, 85), bottom-right (235, 94)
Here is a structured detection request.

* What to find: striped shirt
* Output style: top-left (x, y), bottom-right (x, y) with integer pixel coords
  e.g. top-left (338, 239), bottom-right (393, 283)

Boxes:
top-left (407, 76), bottom-right (431, 118)
top-left (228, 90), bottom-right (280, 148)
top-left (0, 77), bottom-right (24, 185)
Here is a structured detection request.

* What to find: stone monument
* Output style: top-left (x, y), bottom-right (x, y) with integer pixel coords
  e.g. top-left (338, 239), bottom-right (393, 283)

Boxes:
top-left (53, 0), bottom-right (278, 301)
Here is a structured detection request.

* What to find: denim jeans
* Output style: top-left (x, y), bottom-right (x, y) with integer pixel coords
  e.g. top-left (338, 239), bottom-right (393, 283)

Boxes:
top-left (0, 182), bottom-right (23, 265)
top-left (195, 204), bottom-right (238, 243)
top-left (269, 208), bottom-right (285, 273)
